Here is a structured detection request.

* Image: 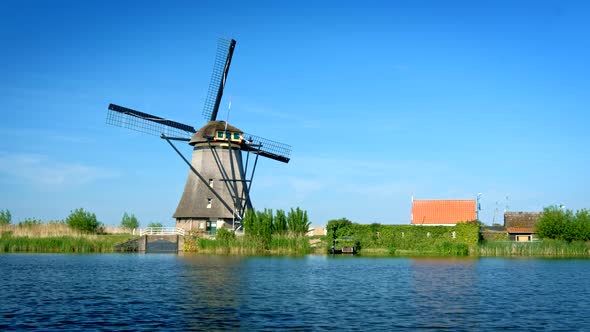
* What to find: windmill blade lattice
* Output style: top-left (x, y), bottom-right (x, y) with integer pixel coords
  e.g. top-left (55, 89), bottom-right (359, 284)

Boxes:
top-left (242, 133), bottom-right (291, 163)
top-left (107, 104), bottom-right (196, 139)
top-left (202, 38), bottom-right (236, 122)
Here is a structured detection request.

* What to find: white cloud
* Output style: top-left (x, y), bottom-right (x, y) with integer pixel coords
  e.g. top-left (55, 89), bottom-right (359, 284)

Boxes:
top-left (0, 153), bottom-right (119, 189)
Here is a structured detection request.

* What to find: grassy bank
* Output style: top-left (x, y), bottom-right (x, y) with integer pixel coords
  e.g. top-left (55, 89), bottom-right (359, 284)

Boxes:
top-left (478, 240), bottom-right (590, 257)
top-left (184, 235), bottom-right (312, 255)
top-left (0, 223), bottom-right (134, 253)
top-left (0, 234), bottom-right (134, 253)
top-left (359, 239), bottom-right (590, 257)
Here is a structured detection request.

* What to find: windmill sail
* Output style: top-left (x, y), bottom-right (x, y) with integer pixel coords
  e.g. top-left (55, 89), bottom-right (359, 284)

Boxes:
top-left (242, 133), bottom-right (291, 163)
top-left (107, 103), bottom-right (196, 139)
top-left (202, 38), bottom-right (236, 122)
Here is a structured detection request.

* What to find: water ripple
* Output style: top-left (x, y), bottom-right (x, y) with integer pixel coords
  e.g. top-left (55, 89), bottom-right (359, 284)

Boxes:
top-left (1, 255), bottom-right (590, 330)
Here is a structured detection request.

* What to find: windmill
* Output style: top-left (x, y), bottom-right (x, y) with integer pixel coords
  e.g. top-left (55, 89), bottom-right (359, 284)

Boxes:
top-left (106, 38), bottom-right (291, 234)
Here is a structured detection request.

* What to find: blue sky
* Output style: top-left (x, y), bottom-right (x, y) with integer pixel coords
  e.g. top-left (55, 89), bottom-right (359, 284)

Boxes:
top-left (1, 0), bottom-right (589, 227)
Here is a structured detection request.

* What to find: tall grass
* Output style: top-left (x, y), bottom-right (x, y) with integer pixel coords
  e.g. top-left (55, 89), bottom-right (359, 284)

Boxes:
top-left (0, 223), bottom-right (134, 253)
top-left (0, 222), bottom-right (90, 238)
top-left (478, 240), bottom-right (590, 257)
top-left (185, 234), bottom-right (311, 255)
top-left (0, 234), bottom-right (133, 253)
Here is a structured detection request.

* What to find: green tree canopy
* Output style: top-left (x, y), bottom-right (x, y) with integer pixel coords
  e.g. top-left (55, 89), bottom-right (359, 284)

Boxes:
top-left (273, 209), bottom-right (288, 235)
top-left (326, 218), bottom-right (353, 239)
top-left (120, 212), bottom-right (139, 230)
top-left (287, 207), bottom-right (310, 236)
top-left (537, 206), bottom-right (590, 242)
top-left (147, 222), bottom-right (163, 228)
top-left (66, 208), bottom-right (101, 233)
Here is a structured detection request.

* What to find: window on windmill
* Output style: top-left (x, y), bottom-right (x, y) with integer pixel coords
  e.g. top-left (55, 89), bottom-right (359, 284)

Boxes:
top-left (216, 131), bottom-right (224, 139)
top-left (225, 132), bottom-right (231, 139)
top-left (233, 133), bottom-right (240, 140)
top-left (207, 198), bottom-right (212, 209)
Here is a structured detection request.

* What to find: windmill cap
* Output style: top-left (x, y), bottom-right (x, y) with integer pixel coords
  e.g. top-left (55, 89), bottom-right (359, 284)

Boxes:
top-left (189, 121), bottom-right (243, 145)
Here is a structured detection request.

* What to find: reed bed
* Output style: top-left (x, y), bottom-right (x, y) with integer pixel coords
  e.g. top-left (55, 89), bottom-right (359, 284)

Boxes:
top-left (478, 240), bottom-right (590, 257)
top-left (0, 222), bottom-right (90, 238)
top-left (0, 235), bottom-right (132, 253)
top-left (0, 223), bottom-right (134, 253)
top-left (185, 235), bottom-right (311, 255)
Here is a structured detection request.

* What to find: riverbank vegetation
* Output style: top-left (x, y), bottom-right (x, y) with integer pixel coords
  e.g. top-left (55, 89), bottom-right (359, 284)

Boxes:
top-left (477, 206), bottom-right (590, 257)
top-left (185, 208), bottom-right (313, 255)
top-left (0, 232), bottom-right (133, 253)
top-left (326, 218), bottom-right (480, 256)
top-left (0, 208), bottom-right (135, 253)
top-left (3, 205), bottom-right (590, 257)
top-left (536, 206), bottom-right (590, 242)
top-left (478, 239), bottom-right (590, 257)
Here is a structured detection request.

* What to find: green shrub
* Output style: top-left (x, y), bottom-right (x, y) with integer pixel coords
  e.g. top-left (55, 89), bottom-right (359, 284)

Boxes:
top-left (0, 209), bottom-right (11, 225)
top-left (147, 222), bottom-right (163, 228)
top-left (436, 242), bottom-right (469, 256)
top-left (537, 206), bottom-right (590, 242)
top-left (66, 208), bottom-right (101, 233)
top-left (324, 219), bottom-right (480, 255)
top-left (387, 244), bottom-right (396, 255)
top-left (216, 227), bottom-right (236, 241)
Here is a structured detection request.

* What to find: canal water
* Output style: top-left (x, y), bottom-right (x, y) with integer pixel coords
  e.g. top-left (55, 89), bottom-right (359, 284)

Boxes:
top-left (1, 254), bottom-right (590, 331)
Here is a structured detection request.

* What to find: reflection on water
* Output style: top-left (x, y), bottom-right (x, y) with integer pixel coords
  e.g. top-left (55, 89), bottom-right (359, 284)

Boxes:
top-left (407, 258), bottom-right (478, 329)
top-left (1, 254), bottom-right (590, 331)
top-left (178, 255), bottom-right (243, 329)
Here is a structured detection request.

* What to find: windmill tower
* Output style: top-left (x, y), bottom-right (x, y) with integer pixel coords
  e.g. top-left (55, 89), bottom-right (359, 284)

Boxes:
top-left (106, 38), bottom-right (291, 234)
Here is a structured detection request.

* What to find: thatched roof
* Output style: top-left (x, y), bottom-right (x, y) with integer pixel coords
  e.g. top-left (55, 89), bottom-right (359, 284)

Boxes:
top-left (189, 121), bottom-right (243, 145)
top-left (504, 212), bottom-right (540, 229)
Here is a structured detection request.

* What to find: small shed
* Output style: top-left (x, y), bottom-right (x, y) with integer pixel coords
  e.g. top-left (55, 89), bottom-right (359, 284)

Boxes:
top-left (504, 212), bottom-right (540, 242)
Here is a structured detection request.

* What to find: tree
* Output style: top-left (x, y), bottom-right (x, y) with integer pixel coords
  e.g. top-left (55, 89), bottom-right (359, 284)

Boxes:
top-left (242, 209), bottom-right (258, 235)
top-left (0, 209), bottom-right (11, 225)
top-left (273, 209), bottom-right (288, 235)
top-left (536, 206), bottom-right (590, 242)
top-left (147, 222), bottom-right (163, 228)
top-left (242, 208), bottom-right (273, 249)
top-left (574, 209), bottom-right (590, 241)
top-left (287, 207), bottom-right (310, 236)
top-left (257, 209), bottom-right (274, 245)
top-left (66, 208), bottom-right (101, 233)
top-left (326, 218), bottom-right (353, 239)
top-left (120, 212), bottom-right (139, 230)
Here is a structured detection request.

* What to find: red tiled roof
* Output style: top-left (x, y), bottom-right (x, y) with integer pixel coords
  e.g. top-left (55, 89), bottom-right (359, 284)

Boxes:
top-left (411, 200), bottom-right (476, 225)
top-left (507, 227), bottom-right (536, 234)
